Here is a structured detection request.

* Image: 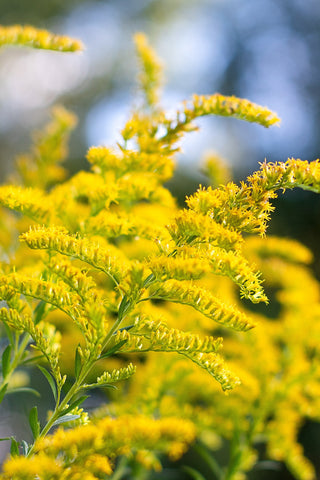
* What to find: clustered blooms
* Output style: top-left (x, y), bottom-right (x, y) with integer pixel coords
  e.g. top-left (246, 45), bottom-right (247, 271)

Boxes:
top-left (0, 25), bottom-right (83, 51)
top-left (0, 26), bottom-right (319, 480)
top-left (2, 415), bottom-right (196, 480)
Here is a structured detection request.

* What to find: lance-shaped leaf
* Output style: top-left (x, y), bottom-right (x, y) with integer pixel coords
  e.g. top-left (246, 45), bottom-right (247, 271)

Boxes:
top-left (38, 366), bottom-right (57, 402)
top-left (1, 345), bottom-right (11, 379)
top-left (29, 406), bottom-right (40, 440)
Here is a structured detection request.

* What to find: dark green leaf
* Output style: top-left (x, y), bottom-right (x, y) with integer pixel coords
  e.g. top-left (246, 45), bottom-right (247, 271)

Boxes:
top-left (74, 345), bottom-right (82, 379)
top-left (10, 437), bottom-right (20, 456)
top-left (115, 325), bottom-right (134, 334)
top-left (0, 383), bottom-right (8, 404)
top-left (28, 406), bottom-right (40, 440)
top-left (183, 466), bottom-right (207, 480)
top-left (33, 300), bottom-right (46, 325)
top-left (38, 365), bottom-right (57, 401)
top-left (52, 414), bottom-right (80, 427)
top-left (142, 273), bottom-right (155, 287)
top-left (99, 340), bottom-right (127, 360)
top-left (118, 295), bottom-right (131, 319)
top-left (60, 395), bottom-right (89, 416)
top-left (1, 344), bottom-right (11, 378)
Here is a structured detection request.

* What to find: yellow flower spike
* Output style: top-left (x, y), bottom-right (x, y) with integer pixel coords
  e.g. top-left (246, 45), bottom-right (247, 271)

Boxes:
top-left (46, 257), bottom-right (98, 300)
top-left (202, 150), bottom-right (232, 188)
top-left (0, 307), bottom-right (26, 331)
top-left (188, 94), bottom-right (280, 128)
top-left (87, 146), bottom-right (175, 183)
top-left (20, 225), bottom-right (130, 283)
top-left (185, 159), bottom-right (320, 241)
top-left (134, 32), bottom-right (164, 108)
top-left (0, 273), bottom-right (79, 311)
top-left (84, 454), bottom-right (113, 476)
top-left (86, 209), bottom-right (170, 243)
top-left (2, 452), bottom-right (63, 480)
top-left (134, 316), bottom-right (224, 354)
top-left (0, 185), bottom-right (52, 223)
top-left (51, 170), bottom-right (119, 219)
top-left (96, 363), bottom-right (136, 385)
top-left (14, 106), bottom-right (77, 189)
top-left (168, 209), bottom-right (243, 250)
top-left (0, 25), bottom-right (83, 52)
top-left (17, 416), bottom-right (194, 479)
top-left (150, 279), bottom-right (256, 331)
top-left (134, 450), bottom-right (162, 471)
top-left (148, 255), bottom-right (212, 281)
top-left (244, 236), bottom-right (313, 265)
top-left (156, 245), bottom-right (267, 303)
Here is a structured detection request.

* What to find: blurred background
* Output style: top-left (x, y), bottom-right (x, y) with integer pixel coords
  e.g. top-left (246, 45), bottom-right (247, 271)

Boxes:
top-left (1, 1), bottom-right (320, 477)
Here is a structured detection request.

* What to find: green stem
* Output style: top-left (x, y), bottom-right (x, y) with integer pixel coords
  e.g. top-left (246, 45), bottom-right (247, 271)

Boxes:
top-left (27, 299), bottom-right (132, 457)
top-left (193, 441), bottom-right (223, 480)
top-left (110, 456), bottom-right (129, 480)
top-left (222, 428), bottom-right (244, 480)
top-left (27, 361), bottom-right (93, 457)
top-left (0, 332), bottom-right (30, 392)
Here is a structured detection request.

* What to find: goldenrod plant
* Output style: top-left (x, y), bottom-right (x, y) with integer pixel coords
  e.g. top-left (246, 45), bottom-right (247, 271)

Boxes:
top-left (0, 25), bottom-right (319, 480)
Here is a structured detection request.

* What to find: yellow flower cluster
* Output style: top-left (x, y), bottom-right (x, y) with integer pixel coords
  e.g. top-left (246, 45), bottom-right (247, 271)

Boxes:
top-left (0, 26), bottom-right (320, 480)
top-left (0, 415), bottom-right (195, 480)
top-left (112, 234), bottom-right (320, 480)
top-left (0, 25), bottom-right (83, 52)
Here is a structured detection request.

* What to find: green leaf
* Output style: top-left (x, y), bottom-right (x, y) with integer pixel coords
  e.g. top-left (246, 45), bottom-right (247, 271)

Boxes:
top-left (33, 300), bottom-right (47, 325)
top-left (8, 387), bottom-right (40, 397)
top-left (0, 383), bottom-right (8, 404)
top-left (116, 325), bottom-right (134, 334)
top-left (1, 344), bottom-right (11, 378)
top-left (81, 382), bottom-right (117, 391)
top-left (61, 395), bottom-right (89, 416)
top-left (38, 365), bottom-right (57, 401)
top-left (28, 406), bottom-right (40, 440)
top-left (183, 466), bottom-right (207, 480)
top-left (99, 340), bottom-right (127, 360)
top-left (142, 273), bottom-right (155, 287)
top-left (52, 414), bottom-right (80, 427)
top-left (21, 354), bottom-right (46, 366)
top-left (2, 321), bottom-right (13, 345)
top-left (118, 295), bottom-right (131, 319)
top-left (96, 383), bottom-right (117, 390)
top-left (21, 440), bottom-right (30, 456)
top-left (74, 345), bottom-right (82, 379)
top-left (10, 437), bottom-right (20, 456)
